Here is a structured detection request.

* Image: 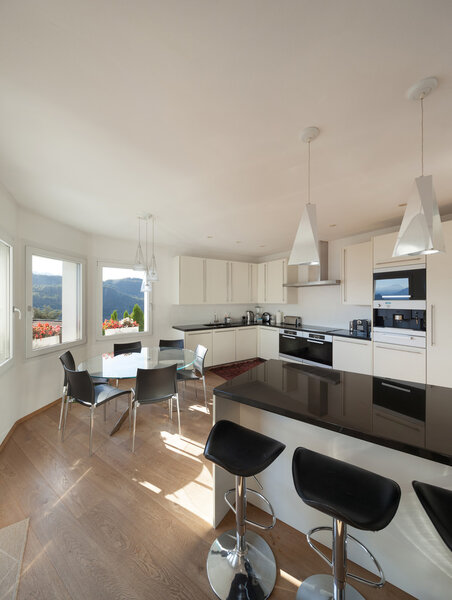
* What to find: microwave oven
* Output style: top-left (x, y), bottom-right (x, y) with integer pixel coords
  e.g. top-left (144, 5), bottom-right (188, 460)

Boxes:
top-left (373, 265), bottom-right (426, 309)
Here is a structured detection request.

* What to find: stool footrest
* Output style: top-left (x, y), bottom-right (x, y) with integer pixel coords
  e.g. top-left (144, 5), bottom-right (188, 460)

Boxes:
top-left (307, 526), bottom-right (385, 589)
top-left (224, 488), bottom-right (277, 530)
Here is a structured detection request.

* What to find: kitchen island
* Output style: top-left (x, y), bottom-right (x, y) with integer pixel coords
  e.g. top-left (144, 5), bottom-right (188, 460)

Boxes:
top-left (213, 360), bottom-right (452, 600)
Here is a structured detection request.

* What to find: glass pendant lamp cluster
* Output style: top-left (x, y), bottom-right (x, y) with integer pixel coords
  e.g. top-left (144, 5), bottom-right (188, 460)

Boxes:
top-left (133, 214), bottom-right (159, 292)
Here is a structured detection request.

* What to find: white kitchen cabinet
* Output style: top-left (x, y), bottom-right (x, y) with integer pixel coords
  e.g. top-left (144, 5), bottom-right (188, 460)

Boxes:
top-left (230, 261), bottom-right (250, 303)
top-left (213, 329), bottom-right (236, 365)
top-left (174, 256), bottom-right (205, 304)
top-left (373, 232), bottom-right (425, 269)
top-left (426, 220), bottom-right (452, 386)
top-left (258, 327), bottom-right (279, 360)
top-left (184, 330), bottom-right (213, 367)
top-left (258, 259), bottom-right (297, 304)
top-left (266, 259), bottom-right (285, 303)
top-left (250, 264), bottom-right (258, 303)
top-left (257, 263), bottom-right (266, 303)
top-left (205, 259), bottom-right (228, 304)
top-left (333, 337), bottom-right (372, 375)
top-left (236, 327), bottom-right (257, 361)
top-left (341, 241), bottom-right (372, 305)
top-left (373, 342), bottom-right (426, 384)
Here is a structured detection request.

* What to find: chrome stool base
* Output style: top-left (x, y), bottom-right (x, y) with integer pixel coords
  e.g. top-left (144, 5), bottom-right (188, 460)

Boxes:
top-left (296, 574), bottom-right (365, 600)
top-left (206, 529), bottom-right (277, 600)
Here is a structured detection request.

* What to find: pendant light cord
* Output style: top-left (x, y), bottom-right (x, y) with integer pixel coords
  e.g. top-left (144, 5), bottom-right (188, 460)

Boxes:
top-left (421, 95), bottom-right (424, 176)
top-left (307, 140), bottom-right (311, 204)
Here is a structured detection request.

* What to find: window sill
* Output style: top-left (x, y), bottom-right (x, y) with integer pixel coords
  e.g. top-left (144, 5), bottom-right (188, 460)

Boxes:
top-left (95, 330), bottom-right (150, 343)
top-left (26, 337), bottom-right (86, 359)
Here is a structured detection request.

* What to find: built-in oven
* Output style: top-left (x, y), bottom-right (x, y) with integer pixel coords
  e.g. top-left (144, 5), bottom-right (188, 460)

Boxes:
top-left (279, 329), bottom-right (333, 368)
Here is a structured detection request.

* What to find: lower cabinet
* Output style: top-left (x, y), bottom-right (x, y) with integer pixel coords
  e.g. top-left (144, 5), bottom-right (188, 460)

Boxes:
top-left (236, 327), bottom-right (257, 362)
top-left (373, 342), bottom-right (426, 384)
top-left (258, 327), bottom-right (279, 360)
top-left (184, 330), bottom-right (213, 368)
top-left (212, 329), bottom-right (236, 365)
top-left (333, 337), bottom-right (372, 375)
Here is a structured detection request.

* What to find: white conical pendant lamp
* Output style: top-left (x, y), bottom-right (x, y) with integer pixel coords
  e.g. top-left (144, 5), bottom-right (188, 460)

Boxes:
top-left (393, 77), bottom-right (445, 257)
top-left (289, 127), bottom-right (320, 266)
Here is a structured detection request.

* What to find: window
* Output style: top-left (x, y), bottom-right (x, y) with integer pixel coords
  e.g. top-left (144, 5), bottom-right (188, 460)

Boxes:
top-left (98, 264), bottom-right (150, 337)
top-left (0, 238), bottom-right (12, 369)
top-left (26, 247), bottom-right (85, 357)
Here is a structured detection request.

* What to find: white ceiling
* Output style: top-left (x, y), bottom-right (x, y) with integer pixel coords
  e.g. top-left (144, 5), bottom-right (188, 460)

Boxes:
top-left (1, 0), bottom-right (452, 258)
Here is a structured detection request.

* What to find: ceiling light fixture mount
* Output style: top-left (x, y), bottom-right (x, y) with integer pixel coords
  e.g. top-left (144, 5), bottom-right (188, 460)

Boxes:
top-left (289, 126), bottom-right (321, 266)
top-left (393, 77), bottom-right (445, 257)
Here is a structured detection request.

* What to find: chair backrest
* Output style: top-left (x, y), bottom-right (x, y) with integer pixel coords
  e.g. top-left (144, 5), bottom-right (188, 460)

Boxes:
top-left (135, 364), bottom-right (177, 404)
top-left (64, 367), bottom-right (95, 405)
top-left (59, 350), bottom-right (76, 388)
top-left (159, 339), bottom-right (184, 349)
top-left (113, 341), bottom-right (142, 356)
top-left (193, 344), bottom-right (208, 376)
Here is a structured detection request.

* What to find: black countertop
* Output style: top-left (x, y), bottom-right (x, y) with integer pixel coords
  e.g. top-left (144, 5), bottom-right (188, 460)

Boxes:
top-left (213, 360), bottom-right (452, 466)
top-left (173, 322), bottom-right (371, 340)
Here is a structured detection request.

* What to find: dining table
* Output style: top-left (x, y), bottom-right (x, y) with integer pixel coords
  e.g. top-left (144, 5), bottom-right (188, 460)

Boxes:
top-left (78, 346), bottom-right (195, 435)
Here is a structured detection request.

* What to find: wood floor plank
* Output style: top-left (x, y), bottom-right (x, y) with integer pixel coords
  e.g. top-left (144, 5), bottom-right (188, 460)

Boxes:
top-left (0, 371), bottom-right (415, 600)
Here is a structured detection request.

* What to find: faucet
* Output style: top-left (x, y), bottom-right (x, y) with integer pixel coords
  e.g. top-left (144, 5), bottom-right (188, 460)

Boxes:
top-left (213, 312), bottom-right (219, 324)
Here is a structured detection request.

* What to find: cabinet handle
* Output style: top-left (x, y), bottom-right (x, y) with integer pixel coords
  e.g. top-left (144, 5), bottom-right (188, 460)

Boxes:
top-left (342, 249), bottom-right (346, 303)
top-left (282, 334), bottom-right (297, 339)
top-left (381, 382), bottom-right (411, 393)
top-left (430, 304), bottom-right (435, 346)
top-left (337, 340), bottom-right (368, 346)
top-left (306, 339), bottom-right (324, 344)
top-left (203, 260), bottom-right (206, 303)
top-left (375, 344), bottom-right (422, 354)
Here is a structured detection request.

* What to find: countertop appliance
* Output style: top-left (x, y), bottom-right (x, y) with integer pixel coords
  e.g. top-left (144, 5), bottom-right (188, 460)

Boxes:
top-left (373, 265), bottom-right (426, 310)
top-left (281, 315), bottom-right (302, 328)
top-left (351, 319), bottom-right (370, 336)
top-left (279, 328), bottom-right (333, 368)
top-left (245, 310), bottom-right (255, 324)
top-left (262, 312), bottom-right (271, 324)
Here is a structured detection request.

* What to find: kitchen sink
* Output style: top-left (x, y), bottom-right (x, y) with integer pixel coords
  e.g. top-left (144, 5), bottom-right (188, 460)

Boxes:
top-left (203, 323), bottom-right (233, 328)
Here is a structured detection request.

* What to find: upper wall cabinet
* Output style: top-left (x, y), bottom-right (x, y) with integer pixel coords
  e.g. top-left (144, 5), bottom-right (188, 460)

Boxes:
top-left (230, 261), bottom-right (250, 303)
top-left (205, 259), bottom-right (229, 304)
top-left (341, 241), bottom-right (372, 305)
top-left (258, 259), bottom-right (297, 304)
top-left (174, 256), bottom-right (205, 304)
top-left (373, 232), bottom-right (425, 269)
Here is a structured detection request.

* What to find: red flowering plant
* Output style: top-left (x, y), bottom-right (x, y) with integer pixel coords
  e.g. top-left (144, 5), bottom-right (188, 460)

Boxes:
top-left (102, 317), bottom-right (138, 334)
top-left (32, 322), bottom-right (62, 340)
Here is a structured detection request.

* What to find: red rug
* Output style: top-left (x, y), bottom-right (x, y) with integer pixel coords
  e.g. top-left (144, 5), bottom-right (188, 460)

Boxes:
top-left (209, 358), bottom-right (266, 380)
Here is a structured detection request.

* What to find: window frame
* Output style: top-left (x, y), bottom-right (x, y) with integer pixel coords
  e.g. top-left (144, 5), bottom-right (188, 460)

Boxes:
top-left (26, 245), bottom-right (87, 359)
top-left (96, 260), bottom-right (152, 342)
top-left (0, 232), bottom-right (13, 374)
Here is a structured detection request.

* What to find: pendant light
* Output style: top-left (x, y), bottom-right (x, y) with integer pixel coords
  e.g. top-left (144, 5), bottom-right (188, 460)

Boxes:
top-left (133, 217), bottom-right (146, 270)
top-left (140, 215), bottom-right (153, 293)
top-left (288, 127), bottom-right (321, 266)
top-left (393, 77), bottom-right (445, 257)
top-left (148, 215), bottom-right (159, 282)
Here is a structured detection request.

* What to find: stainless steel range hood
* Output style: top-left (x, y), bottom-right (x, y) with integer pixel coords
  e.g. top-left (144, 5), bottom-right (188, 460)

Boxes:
top-left (284, 241), bottom-right (340, 287)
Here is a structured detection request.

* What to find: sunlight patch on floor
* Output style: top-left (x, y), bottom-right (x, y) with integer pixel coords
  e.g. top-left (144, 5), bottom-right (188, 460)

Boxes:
top-left (164, 464), bottom-right (213, 524)
top-left (279, 568), bottom-right (302, 587)
top-left (50, 467), bottom-right (93, 510)
top-left (137, 480), bottom-right (162, 494)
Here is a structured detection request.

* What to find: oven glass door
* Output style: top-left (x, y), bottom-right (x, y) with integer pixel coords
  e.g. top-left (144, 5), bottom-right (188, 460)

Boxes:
top-left (299, 337), bottom-right (332, 367)
top-left (279, 333), bottom-right (304, 360)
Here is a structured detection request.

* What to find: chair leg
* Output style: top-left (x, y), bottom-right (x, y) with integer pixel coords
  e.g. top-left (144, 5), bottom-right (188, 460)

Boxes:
top-left (332, 519), bottom-right (347, 600)
top-left (202, 376), bottom-right (208, 412)
top-left (58, 386), bottom-right (67, 430)
top-left (176, 394), bottom-right (181, 436)
top-left (115, 397), bottom-right (118, 412)
top-left (89, 406), bottom-right (95, 456)
top-left (129, 392), bottom-right (133, 429)
top-left (132, 401), bottom-right (138, 453)
top-left (61, 395), bottom-right (70, 441)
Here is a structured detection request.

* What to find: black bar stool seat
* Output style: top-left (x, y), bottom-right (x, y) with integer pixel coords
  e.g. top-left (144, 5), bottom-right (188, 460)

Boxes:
top-left (204, 419), bottom-right (285, 478)
top-left (293, 448), bottom-right (400, 531)
top-left (204, 420), bottom-right (285, 600)
top-left (292, 448), bottom-right (401, 600)
top-left (413, 481), bottom-right (452, 551)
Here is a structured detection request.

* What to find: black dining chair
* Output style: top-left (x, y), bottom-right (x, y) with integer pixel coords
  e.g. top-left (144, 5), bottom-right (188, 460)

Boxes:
top-left (62, 367), bottom-right (132, 455)
top-left (58, 350), bottom-right (108, 430)
top-left (113, 341), bottom-right (142, 356)
top-left (131, 364), bottom-right (180, 453)
top-left (177, 344), bottom-right (209, 411)
top-left (159, 339), bottom-right (184, 349)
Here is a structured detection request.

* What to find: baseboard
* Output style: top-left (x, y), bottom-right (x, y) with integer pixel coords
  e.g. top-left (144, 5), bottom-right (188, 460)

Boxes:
top-left (0, 398), bottom-right (61, 453)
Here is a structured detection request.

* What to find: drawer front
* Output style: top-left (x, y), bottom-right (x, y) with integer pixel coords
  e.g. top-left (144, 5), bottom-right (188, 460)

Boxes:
top-left (373, 343), bottom-right (426, 384)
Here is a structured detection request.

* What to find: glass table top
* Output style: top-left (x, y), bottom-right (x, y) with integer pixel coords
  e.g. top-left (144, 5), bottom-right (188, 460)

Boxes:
top-left (78, 347), bottom-right (195, 379)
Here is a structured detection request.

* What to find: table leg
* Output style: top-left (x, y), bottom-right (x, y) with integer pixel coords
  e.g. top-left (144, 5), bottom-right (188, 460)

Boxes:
top-left (110, 407), bottom-right (129, 435)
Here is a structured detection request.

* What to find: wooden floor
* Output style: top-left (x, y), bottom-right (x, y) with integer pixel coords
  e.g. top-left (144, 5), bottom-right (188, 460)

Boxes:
top-left (0, 372), bottom-right (415, 600)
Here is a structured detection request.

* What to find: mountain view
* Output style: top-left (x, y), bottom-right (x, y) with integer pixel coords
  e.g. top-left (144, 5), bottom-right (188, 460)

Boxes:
top-left (32, 274), bottom-right (144, 320)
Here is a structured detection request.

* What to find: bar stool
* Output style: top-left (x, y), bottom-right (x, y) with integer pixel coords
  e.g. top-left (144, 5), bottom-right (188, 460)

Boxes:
top-left (412, 481), bottom-right (452, 551)
top-left (204, 420), bottom-right (286, 600)
top-left (292, 448), bottom-right (401, 600)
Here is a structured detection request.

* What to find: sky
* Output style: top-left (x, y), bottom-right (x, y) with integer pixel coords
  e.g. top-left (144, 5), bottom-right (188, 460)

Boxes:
top-left (102, 267), bottom-right (144, 281)
top-left (32, 255), bottom-right (62, 275)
